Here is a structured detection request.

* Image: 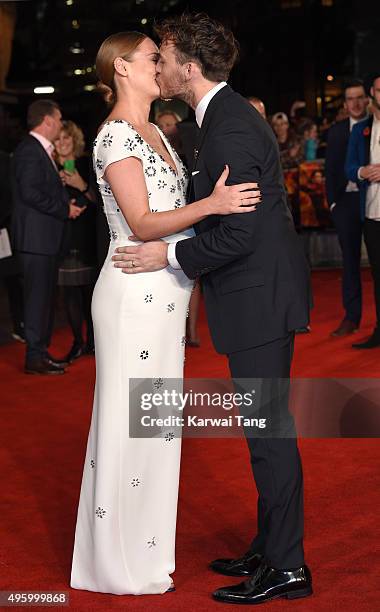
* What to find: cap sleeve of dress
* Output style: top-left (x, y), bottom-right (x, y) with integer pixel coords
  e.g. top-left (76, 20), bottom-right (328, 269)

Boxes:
top-left (93, 121), bottom-right (144, 183)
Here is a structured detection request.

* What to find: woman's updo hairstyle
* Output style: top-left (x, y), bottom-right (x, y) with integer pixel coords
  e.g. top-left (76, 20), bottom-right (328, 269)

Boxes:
top-left (95, 31), bottom-right (147, 107)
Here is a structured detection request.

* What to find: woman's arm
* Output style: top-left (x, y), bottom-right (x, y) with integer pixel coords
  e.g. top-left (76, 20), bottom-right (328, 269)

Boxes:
top-left (104, 157), bottom-right (260, 241)
top-left (61, 169), bottom-right (97, 203)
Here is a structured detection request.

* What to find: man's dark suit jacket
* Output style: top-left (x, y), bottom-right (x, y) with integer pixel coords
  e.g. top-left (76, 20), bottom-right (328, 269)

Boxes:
top-left (11, 135), bottom-right (70, 256)
top-left (345, 116), bottom-right (373, 221)
top-left (325, 118), bottom-right (352, 207)
top-left (175, 85), bottom-right (310, 354)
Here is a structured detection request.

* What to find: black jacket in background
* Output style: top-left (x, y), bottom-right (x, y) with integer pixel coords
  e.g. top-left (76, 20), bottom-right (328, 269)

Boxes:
top-left (58, 156), bottom-right (97, 266)
top-left (11, 135), bottom-right (70, 255)
top-left (325, 118), bottom-right (351, 206)
top-left (176, 85), bottom-right (311, 354)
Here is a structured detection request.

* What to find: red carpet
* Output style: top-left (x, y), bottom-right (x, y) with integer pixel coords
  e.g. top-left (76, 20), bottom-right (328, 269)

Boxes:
top-left (1, 269), bottom-right (379, 610)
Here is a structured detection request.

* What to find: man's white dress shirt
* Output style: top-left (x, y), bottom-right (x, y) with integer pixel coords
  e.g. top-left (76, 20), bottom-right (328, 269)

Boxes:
top-left (29, 131), bottom-right (58, 170)
top-left (364, 116), bottom-right (380, 220)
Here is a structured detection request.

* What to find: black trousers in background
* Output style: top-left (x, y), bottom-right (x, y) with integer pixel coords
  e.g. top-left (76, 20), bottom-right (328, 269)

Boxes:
top-left (331, 192), bottom-right (363, 325)
top-left (19, 252), bottom-right (59, 362)
top-left (63, 284), bottom-right (95, 348)
top-left (228, 332), bottom-right (304, 570)
top-left (363, 218), bottom-right (380, 326)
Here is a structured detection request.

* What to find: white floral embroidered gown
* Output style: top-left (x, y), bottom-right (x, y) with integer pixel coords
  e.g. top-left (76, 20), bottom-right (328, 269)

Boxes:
top-left (70, 120), bottom-right (194, 595)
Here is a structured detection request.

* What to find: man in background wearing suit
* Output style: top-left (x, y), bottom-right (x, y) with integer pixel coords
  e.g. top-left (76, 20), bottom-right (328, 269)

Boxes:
top-left (12, 99), bottom-right (84, 374)
top-left (325, 79), bottom-right (368, 337)
top-left (113, 14), bottom-right (312, 605)
top-left (346, 74), bottom-right (380, 349)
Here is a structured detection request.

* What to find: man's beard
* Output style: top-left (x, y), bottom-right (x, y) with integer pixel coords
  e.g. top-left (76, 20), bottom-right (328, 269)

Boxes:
top-left (159, 77), bottom-right (196, 109)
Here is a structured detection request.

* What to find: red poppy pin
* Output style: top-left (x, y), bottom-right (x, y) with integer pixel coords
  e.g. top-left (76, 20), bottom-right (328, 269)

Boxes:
top-left (363, 126), bottom-right (370, 137)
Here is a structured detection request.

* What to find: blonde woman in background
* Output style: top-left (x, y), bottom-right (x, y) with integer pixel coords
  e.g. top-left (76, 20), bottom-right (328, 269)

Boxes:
top-left (54, 120), bottom-right (97, 363)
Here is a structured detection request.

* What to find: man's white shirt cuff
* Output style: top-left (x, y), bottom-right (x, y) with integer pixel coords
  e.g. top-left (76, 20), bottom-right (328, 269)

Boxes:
top-left (167, 242), bottom-right (182, 269)
top-left (358, 167), bottom-right (365, 180)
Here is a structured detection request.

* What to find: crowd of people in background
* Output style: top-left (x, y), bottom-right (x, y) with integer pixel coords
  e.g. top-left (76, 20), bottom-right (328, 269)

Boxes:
top-left (1, 72), bottom-right (380, 373)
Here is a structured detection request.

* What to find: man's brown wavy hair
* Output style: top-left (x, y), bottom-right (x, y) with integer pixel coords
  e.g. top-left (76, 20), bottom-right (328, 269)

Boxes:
top-left (155, 13), bottom-right (239, 82)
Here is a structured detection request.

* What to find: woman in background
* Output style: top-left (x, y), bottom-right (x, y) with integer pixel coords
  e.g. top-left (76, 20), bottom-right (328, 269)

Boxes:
top-left (271, 112), bottom-right (305, 170)
top-left (54, 121), bottom-right (97, 362)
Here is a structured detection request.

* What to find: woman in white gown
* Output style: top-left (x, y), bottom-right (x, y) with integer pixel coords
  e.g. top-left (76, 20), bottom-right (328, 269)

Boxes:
top-left (70, 31), bottom-right (260, 596)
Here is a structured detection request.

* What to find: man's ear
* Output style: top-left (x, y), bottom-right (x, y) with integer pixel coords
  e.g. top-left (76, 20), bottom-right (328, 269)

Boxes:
top-left (185, 61), bottom-right (200, 81)
top-left (370, 86), bottom-right (374, 99)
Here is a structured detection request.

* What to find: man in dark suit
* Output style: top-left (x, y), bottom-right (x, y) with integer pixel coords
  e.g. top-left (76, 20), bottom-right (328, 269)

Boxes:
top-left (346, 74), bottom-right (380, 349)
top-left (325, 80), bottom-right (368, 337)
top-left (113, 14), bottom-right (312, 604)
top-left (12, 99), bottom-right (84, 374)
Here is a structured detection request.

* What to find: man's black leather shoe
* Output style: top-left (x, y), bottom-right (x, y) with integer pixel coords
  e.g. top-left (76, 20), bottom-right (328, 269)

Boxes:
top-left (352, 328), bottom-right (380, 349)
top-left (212, 564), bottom-right (312, 604)
top-left (210, 552), bottom-right (263, 577)
top-left (25, 358), bottom-right (65, 375)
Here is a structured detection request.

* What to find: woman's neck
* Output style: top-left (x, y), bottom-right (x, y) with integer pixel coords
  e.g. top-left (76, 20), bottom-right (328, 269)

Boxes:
top-left (110, 96), bottom-right (152, 128)
top-left (57, 153), bottom-right (74, 164)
